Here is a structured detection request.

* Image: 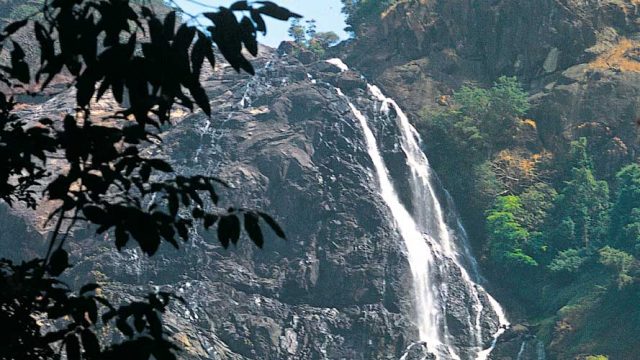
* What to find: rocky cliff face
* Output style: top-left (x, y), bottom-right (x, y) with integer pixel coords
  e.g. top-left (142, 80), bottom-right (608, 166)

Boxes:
top-left (341, 0), bottom-right (640, 164)
top-left (0, 41), bottom-right (524, 358)
top-left (3, 49), bottom-right (410, 358)
top-left (4, 0), bottom-right (638, 358)
top-left (338, 0), bottom-right (640, 358)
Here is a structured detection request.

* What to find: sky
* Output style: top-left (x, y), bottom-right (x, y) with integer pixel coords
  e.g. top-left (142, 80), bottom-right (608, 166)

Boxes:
top-left (172, 0), bottom-right (350, 47)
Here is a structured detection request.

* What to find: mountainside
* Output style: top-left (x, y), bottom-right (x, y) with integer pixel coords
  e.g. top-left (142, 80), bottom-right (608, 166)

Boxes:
top-left (337, 0), bottom-right (640, 358)
top-left (2, 0), bottom-right (640, 359)
top-left (0, 46), bottom-right (530, 359)
top-left (341, 0), bottom-right (640, 161)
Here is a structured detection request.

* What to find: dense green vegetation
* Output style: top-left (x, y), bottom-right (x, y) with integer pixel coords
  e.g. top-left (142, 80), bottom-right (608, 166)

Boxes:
top-left (287, 19), bottom-right (339, 57)
top-left (418, 77), bottom-right (640, 358)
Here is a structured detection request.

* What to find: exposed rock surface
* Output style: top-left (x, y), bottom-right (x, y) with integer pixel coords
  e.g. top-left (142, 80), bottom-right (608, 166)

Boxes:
top-left (4, 0), bottom-right (638, 358)
top-left (335, 0), bottom-right (640, 358)
top-left (340, 0), bottom-right (640, 164)
top-left (0, 42), bottom-right (523, 358)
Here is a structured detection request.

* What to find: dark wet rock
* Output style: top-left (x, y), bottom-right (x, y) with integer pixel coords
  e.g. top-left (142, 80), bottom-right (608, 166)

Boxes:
top-left (338, 0), bottom-right (640, 166)
top-left (401, 341), bottom-right (436, 360)
top-left (0, 48), bottom-right (520, 359)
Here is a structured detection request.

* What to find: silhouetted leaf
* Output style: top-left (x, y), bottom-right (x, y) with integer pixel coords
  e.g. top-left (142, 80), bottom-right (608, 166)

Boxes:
top-left (83, 205), bottom-right (107, 224)
top-left (148, 159), bottom-right (173, 172)
top-left (140, 163), bottom-right (151, 182)
top-left (250, 9), bottom-right (266, 34)
top-left (10, 41), bottom-right (30, 83)
top-left (240, 17), bottom-right (258, 56)
top-left (192, 207), bottom-right (204, 219)
top-left (188, 83), bottom-right (210, 116)
top-left (116, 317), bottom-right (134, 338)
top-left (102, 309), bottom-right (117, 323)
top-left (85, 297), bottom-right (98, 325)
top-left (204, 214), bottom-right (218, 229)
top-left (146, 310), bottom-right (162, 337)
top-left (173, 23), bottom-right (196, 51)
top-left (163, 11), bottom-right (176, 39)
top-left (48, 248), bottom-right (69, 276)
top-left (115, 226), bottom-right (129, 250)
top-left (65, 333), bottom-right (81, 360)
top-left (134, 314), bottom-right (145, 332)
top-left (47, 175), bottom-right (70, 200)
top-left (80, 329), bottom-right (100, 358)
top-left (237, 55), bottom-right (255, 75)
top-left (217, 215), bottom-right (240, 248)
top-left (244, 212), bottom-right (263, 248)
top-left (80, 283), bottom-right (100, 294)
top-left (230, 1), bottom-right (250, 11)
top-left (175, 220), bottom-right (189, 240)
top-left (258, 211), bottom-right (286, 239)
top-left (76, 66), bottom-right (99, 107)
top-left (256, 1), bottom-right (302, 20)
top-left (42, 329), bottom-right (68, 343)
top-left (141, 6), bottom-right (153, 18)
top-left (168, 191), bottom-right (179, 217)
top-left (206, 9), bottom-right (254, 74)
top-left (3, 19), bottom-right (29, 38)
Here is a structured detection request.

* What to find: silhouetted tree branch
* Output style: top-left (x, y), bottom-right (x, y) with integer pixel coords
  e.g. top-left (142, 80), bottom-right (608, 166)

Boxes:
top-left (0, 1), bottom-right (297, 358)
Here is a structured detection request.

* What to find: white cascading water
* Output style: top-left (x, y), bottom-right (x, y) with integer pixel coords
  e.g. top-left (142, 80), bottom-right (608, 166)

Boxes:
top-left (516, 340), bottom-right (527, 360)
top-left (328, 58), bottom-right (509, 359)
top-left (536, 341), bottom-right (546, 360)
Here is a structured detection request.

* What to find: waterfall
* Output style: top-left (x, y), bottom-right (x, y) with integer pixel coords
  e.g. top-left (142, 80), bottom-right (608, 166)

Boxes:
top-left (329, 59), bottom-right (509, 359)
top-left (516, 340), bottom-right (527, 360)
top-left (536, 341), bottom-right (546, 360)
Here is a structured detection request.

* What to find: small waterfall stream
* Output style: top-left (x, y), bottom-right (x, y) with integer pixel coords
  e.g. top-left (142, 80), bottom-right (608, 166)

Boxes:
top-left (516, 340), bottom-right (527, 360)
top-left (329, 59), bottom-right (509, 359)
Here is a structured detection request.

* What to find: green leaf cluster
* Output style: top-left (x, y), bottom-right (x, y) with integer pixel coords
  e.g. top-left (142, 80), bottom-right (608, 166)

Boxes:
top-left (288, 18), bottom-right (339, 57)
top-left (486, 196), bottom-right (538, 268)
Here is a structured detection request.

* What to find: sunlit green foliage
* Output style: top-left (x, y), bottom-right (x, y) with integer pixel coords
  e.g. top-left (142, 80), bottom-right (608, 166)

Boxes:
top-left (598, 246), bottom-right (636, 289)
top-left (419, 77), bottom-right (532, 210)
top-left (547, 139), bottom-right (610, 250)
top-left (548, 248), bottom-right (588, 273)
top-left (486, 196), bottom-right (538, 268)
top-left (520, 182), bottom-right (557, 230)
top-left (610, 164), bottom-right (640, 254)
top-left (288, 18), bottom-right (340, 56)
top-left (417, 73), bottom-right (639, 357)
top-left (422, 76), bottom-right (530, 158)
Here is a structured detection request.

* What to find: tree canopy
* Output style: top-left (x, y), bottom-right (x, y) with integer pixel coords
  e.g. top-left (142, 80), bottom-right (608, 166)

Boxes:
top-left (287, 18), bottom-right (339, 56)
top-left (0, 0), bottom-right (299, 359)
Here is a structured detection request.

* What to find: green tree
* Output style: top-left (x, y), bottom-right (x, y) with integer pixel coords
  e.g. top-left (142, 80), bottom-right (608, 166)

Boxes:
top-left (548, 248), bottom-right (588, 274)
top-left (419, 76), bottom-right (532, 217)
top-left (486, 195), bottom-right (538, 268)
top-left (610, 164), bottom-right (640, 253)
top-left (311, 31), bottom-right (340, 49)
top-left (288, 18), bottom-right (340, 56)
top-left (599, 246), bottom-right (636, 289)
top-left (305, 19), bottom-right (317, 39)
top-left (288, 18), bottom-right (306, 44)
top-left (476, 76), bottom-right (530, 151)
top-left (421, 76), bottom-right (530, 166)
top-left (520, 182), bottom-right (557, 230)
top-left (547, 139), bottom-right (610, 250)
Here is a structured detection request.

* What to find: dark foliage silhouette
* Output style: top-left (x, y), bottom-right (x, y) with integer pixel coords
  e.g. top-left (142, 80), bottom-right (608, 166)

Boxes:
top-left (0, 0), bottom-right (298, 359)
